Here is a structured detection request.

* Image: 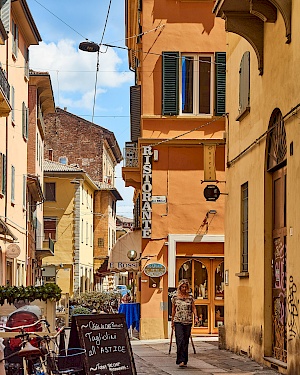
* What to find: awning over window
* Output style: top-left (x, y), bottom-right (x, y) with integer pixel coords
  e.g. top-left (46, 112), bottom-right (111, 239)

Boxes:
top-left (108, 230), bottom-right (141, 272)
top-left (0, 218), bottom-right (18, 242)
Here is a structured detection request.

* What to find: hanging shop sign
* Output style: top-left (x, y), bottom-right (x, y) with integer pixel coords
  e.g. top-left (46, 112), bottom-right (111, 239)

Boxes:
top-left (144, 263), bottom-right (166, 278)
top-left (204, 184), bottom-right (220, 201)
top-left (6, 244), bottom-right (21, 258)
top-left (142, 146), bottom-right (152, 238)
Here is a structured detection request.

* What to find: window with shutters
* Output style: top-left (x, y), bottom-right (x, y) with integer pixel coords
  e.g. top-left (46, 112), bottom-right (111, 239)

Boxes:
top-left (162, 52), bottom-right (226, 116)
top-left (24, 46), bottom-right (29, 80)
top-left (44, 217), bottom-right (57, 241)
top-left (237, 51), bottom-right (250, 121)
top-left (11, 19), bottom-right (18, 58)
top-left (45, 182), bottom-right (56, 201)
top-left (11, 86), bottom-right (14, 123)
top-left (240, 182), bottom-right (249, 274)
top-left (22, 101), bottom-right (28, 140)
top-left (130, 85), bottom-right (141, 142)
top-left (11, 165), bottom-right (15, 203)
top-left (0, 152), bottom-right (6, 196)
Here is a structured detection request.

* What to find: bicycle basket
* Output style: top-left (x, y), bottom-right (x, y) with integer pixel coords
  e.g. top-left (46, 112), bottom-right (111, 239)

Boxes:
top-left (57, 348), bottom-right (85, 372)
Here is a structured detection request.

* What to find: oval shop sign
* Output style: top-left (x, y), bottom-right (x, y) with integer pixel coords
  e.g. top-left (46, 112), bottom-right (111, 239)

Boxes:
top-left (144, 263), bottom-right (166, 278)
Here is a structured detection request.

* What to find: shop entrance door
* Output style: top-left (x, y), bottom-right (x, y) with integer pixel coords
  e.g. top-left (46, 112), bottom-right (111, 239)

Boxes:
top-left (176, 258), bottom-right (224, 334)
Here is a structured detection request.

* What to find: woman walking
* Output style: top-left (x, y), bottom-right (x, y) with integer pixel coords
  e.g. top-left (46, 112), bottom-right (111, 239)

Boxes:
top-left (171, 279), bottom-right (198, 368)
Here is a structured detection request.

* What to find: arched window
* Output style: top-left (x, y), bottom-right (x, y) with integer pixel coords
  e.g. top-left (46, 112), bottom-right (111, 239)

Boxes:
top-left (267, 109), bottom-right (286, 171)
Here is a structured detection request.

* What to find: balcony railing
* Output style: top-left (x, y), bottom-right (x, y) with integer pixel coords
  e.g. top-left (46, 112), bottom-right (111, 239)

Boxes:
top-left (123, 143), bottom-right (139, 168)
top-left (0, 67), bottom-right (9, 102)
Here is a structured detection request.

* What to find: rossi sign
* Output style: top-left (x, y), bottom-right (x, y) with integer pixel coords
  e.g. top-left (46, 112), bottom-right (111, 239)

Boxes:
top-left (142, 146), bottom-right (152, 238)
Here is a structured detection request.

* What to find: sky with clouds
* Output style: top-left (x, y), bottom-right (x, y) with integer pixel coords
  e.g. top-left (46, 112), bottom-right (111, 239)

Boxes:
top-left (27, 0), bottom-right (134, 218)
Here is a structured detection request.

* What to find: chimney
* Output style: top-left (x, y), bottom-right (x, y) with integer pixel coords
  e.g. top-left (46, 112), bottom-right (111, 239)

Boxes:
top-left (64, 107), bottom-right (67, 111)
top-left (49, 149), bottom-right (53, 161)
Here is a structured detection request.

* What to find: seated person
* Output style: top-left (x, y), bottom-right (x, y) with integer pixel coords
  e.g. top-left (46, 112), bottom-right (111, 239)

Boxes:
top-left (121, 292), bottom-right (131, 303)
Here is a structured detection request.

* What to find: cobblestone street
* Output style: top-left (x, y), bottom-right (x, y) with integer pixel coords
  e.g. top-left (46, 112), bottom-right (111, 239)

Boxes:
top-left (131, 338), bottom-right (280, 375)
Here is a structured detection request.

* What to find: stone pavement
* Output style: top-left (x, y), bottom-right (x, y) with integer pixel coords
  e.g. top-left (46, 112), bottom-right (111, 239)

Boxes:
top-left (130, 337), bottom-right (280, 375)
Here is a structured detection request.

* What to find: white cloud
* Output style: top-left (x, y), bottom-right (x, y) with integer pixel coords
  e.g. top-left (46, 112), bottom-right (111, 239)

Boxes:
top-left (29, 39), bottom-right (132, 109)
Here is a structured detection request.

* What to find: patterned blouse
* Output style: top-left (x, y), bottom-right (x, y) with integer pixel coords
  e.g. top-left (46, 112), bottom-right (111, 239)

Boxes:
top-left (172, 295), bottom-right (194, 324)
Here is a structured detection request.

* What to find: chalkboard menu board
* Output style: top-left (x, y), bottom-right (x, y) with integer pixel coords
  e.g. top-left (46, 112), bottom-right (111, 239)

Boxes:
top-left (68, 314), bottom-right (137, 375)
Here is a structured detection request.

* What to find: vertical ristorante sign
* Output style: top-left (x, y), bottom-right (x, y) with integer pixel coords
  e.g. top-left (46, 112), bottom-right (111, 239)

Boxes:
top-left (142, 146), bottom-right (152, 238)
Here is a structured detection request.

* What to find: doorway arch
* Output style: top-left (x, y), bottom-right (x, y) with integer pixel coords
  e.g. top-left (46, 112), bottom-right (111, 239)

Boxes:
top-left (266, 108), bottom-right (287, 363)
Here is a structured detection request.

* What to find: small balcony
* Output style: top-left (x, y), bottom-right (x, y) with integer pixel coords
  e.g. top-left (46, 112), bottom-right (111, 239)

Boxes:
top-left (122, 143), bottom-right (141, 189)
top-left (0, 67), bottom-right (11, 117)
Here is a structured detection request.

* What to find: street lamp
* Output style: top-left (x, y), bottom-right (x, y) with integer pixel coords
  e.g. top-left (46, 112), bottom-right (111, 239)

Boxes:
top-left (78, 41), bottom-right (100, 53)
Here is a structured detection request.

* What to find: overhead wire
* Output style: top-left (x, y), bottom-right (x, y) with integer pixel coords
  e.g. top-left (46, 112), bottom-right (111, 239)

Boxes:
top-left (91, 0), bottom-right (112, 123)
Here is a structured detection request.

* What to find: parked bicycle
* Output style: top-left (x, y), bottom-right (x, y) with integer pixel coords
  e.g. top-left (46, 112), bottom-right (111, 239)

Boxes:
top-left (1, 319), bottom-right (85, 375)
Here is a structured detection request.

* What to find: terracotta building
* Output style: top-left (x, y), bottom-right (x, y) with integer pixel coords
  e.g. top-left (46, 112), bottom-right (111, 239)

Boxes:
top-left (214, 1), bottom-right (300, 373)
top-left (44, 108), bottom-right (122, 290)
top-left (120, 0), bottom-right (227, 339)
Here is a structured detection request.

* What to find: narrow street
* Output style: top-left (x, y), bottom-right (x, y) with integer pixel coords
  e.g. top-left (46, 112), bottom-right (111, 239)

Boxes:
top-left (131, 338), bottom-right (280, 375)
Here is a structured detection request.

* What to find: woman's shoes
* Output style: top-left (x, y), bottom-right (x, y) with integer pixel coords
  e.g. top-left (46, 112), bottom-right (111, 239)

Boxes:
top-left (178, 362), bottom-right (187, 368)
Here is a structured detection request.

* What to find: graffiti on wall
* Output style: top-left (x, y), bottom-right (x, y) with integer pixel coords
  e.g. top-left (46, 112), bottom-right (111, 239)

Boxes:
top-left (288, 275), bottom-right (299, 341)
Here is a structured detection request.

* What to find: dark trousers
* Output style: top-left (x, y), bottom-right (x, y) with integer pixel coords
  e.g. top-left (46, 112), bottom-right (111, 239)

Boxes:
top-left (174, 322), bottom-right (192, 365)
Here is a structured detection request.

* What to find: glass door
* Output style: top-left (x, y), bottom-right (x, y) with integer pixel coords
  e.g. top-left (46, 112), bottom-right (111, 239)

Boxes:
top-left (176, 258), bottom-right (224, 334)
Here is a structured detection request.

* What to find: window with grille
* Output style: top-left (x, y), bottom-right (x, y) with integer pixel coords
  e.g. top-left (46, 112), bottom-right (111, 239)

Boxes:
top-left (98, 238), bottom-right (104, 248)
top-left (241, 182), bottom-right (248, 272)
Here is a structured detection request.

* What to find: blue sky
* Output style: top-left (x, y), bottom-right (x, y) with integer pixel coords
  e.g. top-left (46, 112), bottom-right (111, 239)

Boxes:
top-left (27, 0), bottom-right (134, 218)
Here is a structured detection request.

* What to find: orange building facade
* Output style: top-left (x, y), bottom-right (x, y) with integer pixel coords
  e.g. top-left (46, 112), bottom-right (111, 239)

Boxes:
top-left (122, 0), bottom-right (227, 339)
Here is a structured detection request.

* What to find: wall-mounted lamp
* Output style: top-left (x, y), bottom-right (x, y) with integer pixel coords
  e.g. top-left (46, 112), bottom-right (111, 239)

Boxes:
top-left (127, 250), bottom-right (154, 262)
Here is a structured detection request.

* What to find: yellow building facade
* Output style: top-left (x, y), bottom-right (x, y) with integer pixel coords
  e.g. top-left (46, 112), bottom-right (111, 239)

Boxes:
top-left (214, 1), bottom-right (300, 373)
top-left (121, 0), bottom-right (226, 339)
top-left (43, 160), bottom-right (98, 296)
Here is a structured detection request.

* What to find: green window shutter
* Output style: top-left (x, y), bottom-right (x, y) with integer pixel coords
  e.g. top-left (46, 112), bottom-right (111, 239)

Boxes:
top-left (130, 85), bottom-right (141, 142)
top-left (215, 52), bottom-right (226, 116)
top-left (162, 51), bottom-right (179, 116)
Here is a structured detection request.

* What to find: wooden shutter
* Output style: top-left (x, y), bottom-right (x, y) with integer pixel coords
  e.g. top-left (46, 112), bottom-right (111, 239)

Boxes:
top-left (0, 0), bottom-right (10, 33)
top-left (11, 85), bottom-right (14, 121)
top-left (215, 52), bottom-right (226, 116)
top-left (2, 153), bottom-right (6, 195)
top-left (0, 153), bottom-right (2, 193)
top-left (11, 165), bottom-right (15, 201)
top-left (162, 51), bottom-right (179, 116)
top-left (22, 101), bottom-right (26, 138)
top-left (130, 85), bottom-right (141, 142)
top-left (239, 51), bottom-right (250, 113)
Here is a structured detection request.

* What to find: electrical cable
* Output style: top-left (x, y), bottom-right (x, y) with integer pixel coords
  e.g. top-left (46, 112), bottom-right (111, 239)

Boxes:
top-left (91, 0), bottom-right (112, 123)
top-left (31, 0), bottom-right (89, 41)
